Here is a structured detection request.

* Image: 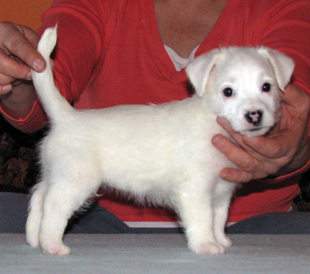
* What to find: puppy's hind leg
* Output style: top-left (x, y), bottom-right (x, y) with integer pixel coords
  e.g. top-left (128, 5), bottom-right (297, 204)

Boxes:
top-left (26, 181), bottom-right (48, 248)
top-left (39, 176), bottom-right (99, 255)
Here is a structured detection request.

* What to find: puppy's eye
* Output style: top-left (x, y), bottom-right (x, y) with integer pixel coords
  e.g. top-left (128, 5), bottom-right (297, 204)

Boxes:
top-left (223, 87), bottom-right (234, 97)
top-left (262, 83), bottom-right (271, 92)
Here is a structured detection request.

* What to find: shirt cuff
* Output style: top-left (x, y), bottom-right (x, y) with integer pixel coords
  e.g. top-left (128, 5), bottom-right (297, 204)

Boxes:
top-left (0, 98), bottom-right (47, 133)
top-left (260, 156), bottom-right (310, 184)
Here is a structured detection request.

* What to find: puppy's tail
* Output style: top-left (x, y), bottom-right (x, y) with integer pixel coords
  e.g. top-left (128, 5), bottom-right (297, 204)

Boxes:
top-left (31, 25), bottom-right (73, 123)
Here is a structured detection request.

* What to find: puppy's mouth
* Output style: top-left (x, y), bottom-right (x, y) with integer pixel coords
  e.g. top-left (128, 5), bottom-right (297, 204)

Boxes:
top-left (247, 127), bottom-right (262, 132)
top-left (242, 126), bottom-right (270, 137)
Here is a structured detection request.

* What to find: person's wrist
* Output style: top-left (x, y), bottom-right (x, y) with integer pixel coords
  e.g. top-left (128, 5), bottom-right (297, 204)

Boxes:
top-left (0, 80), bottom-right (37, 119)
top-left (279, 135), bottom-right (310, 175)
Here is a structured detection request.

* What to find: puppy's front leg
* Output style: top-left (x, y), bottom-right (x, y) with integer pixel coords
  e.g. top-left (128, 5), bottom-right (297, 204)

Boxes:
top-left (212, 180), bottom-right (236, 248)
top-left (176, 180), bottom-right (225, 254)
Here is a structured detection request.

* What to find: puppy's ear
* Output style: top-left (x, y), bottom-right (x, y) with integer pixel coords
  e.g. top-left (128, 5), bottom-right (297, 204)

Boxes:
top-left (258, 47), bottom-right (295, 91)
top-left (186, 49), bottom-right (221, 97)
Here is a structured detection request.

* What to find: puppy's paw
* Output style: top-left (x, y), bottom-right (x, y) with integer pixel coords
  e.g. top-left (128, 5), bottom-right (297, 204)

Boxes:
top-left (41, 243), bottom-right (71, 256)
top-left (26, 234), bottom-right (39, 248)
top-left (191, 242), bottom-right (226, 255)
top-left (217, 235), bottom-right (233, 248)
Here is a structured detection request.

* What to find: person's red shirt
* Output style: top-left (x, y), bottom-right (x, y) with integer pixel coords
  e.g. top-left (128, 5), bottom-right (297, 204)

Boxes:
top-left (1, 0), bottom-right (310, 225)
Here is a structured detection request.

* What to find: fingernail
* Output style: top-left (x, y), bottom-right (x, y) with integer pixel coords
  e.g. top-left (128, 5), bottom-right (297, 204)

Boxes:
top-left (217, 116), bottom-right (228, 126)
top-left (220, 169), bottom-right (230, 181)
top-left (2, 84), bottom-right (12, 93)
top-left (26, 71), bottom-right (32, 80)
top-left (33, 59), bottom-right (44, 72)
top-left (212, 135), bottom-right (224, 146)
top-left (243, 135), bottom-right (254, 144)
top-left (217, 117), bottom-right (224, 124)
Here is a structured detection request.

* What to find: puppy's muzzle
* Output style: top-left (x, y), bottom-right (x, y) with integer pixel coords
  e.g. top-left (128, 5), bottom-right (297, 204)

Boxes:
top-left (245, 110), bottom-right (263, 126)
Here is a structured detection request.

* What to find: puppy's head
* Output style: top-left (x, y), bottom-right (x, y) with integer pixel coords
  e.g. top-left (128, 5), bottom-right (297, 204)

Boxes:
top-left (186, 47), bottom-right (295, 136)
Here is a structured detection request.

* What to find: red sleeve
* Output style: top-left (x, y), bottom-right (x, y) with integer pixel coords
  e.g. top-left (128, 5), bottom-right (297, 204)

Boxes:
top-left (38, 0), bottom-right (107, 103)
top-left (0, 0), bottom-right (108, 133)
top-left (0, 99), bottom-right (47, 133)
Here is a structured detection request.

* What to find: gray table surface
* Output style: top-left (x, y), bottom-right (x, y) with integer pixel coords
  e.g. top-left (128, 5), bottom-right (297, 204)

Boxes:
top-left (0, 234), bottom-right (309, 274)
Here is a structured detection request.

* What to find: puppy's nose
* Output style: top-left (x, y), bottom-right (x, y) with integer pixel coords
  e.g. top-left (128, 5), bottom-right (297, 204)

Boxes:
top-left (245, 110), bottom-right (263, 126)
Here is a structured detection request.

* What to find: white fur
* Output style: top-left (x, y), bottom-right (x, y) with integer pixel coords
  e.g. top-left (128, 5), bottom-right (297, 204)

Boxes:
top-left (26, 26), bottom-right (294, 255)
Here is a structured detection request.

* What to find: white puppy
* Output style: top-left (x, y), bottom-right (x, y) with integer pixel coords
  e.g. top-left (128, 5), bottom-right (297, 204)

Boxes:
top-left (26, 27), bottom-right (294, 255)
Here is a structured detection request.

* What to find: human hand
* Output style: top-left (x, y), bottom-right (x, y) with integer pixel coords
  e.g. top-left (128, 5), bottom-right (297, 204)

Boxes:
top-left (0, 22), bottom-right (46, 95)
top-left (211, 84), bottom-right (310, 183)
